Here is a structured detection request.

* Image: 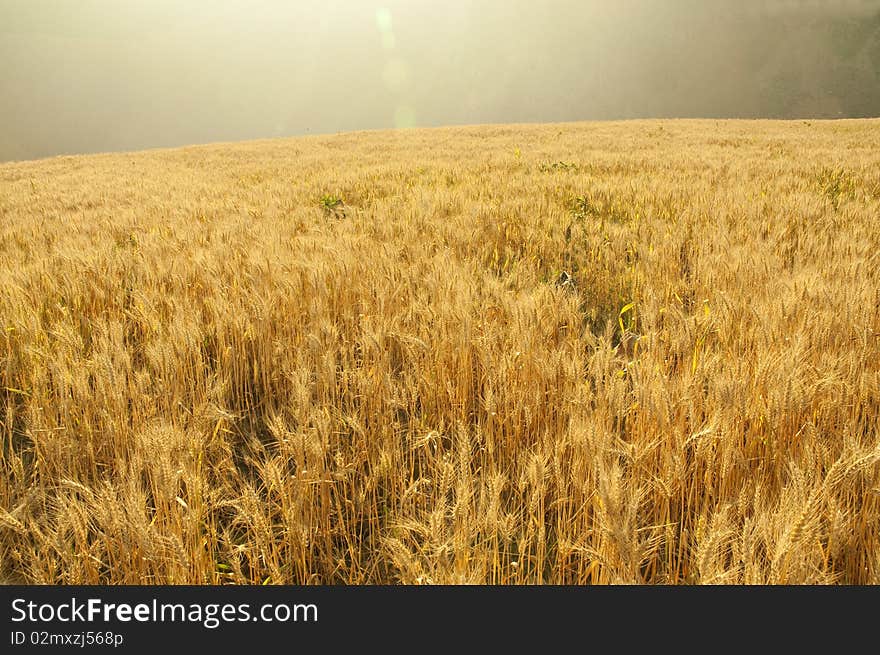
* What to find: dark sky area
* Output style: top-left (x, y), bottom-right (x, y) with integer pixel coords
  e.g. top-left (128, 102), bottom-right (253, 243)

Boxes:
top-left (1, 0), bottom-right (879, 162)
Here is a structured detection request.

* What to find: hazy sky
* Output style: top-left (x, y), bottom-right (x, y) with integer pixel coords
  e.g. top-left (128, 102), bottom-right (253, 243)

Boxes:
top-left (2, 0), bottom-right (879, 161)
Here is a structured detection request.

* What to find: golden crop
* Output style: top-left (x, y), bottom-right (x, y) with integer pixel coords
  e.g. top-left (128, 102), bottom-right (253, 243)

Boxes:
top-left (1, 119), bottom-right (879, 584)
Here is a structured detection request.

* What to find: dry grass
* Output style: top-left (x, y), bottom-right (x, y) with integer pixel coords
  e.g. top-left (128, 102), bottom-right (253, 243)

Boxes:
top-left (1, 119), bottom-right (879, 584)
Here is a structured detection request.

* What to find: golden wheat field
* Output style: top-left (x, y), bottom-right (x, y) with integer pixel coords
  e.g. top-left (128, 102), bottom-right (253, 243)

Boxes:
top-left (1, 119), bottom-right (879, 584)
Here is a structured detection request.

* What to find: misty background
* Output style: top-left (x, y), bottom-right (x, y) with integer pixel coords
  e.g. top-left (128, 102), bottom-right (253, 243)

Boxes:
top-left (1, 0), bottom-right (879, 162)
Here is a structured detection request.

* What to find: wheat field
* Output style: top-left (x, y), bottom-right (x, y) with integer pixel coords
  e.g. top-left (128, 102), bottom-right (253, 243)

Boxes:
top-left (1, 119), bottom-right (879, 584)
